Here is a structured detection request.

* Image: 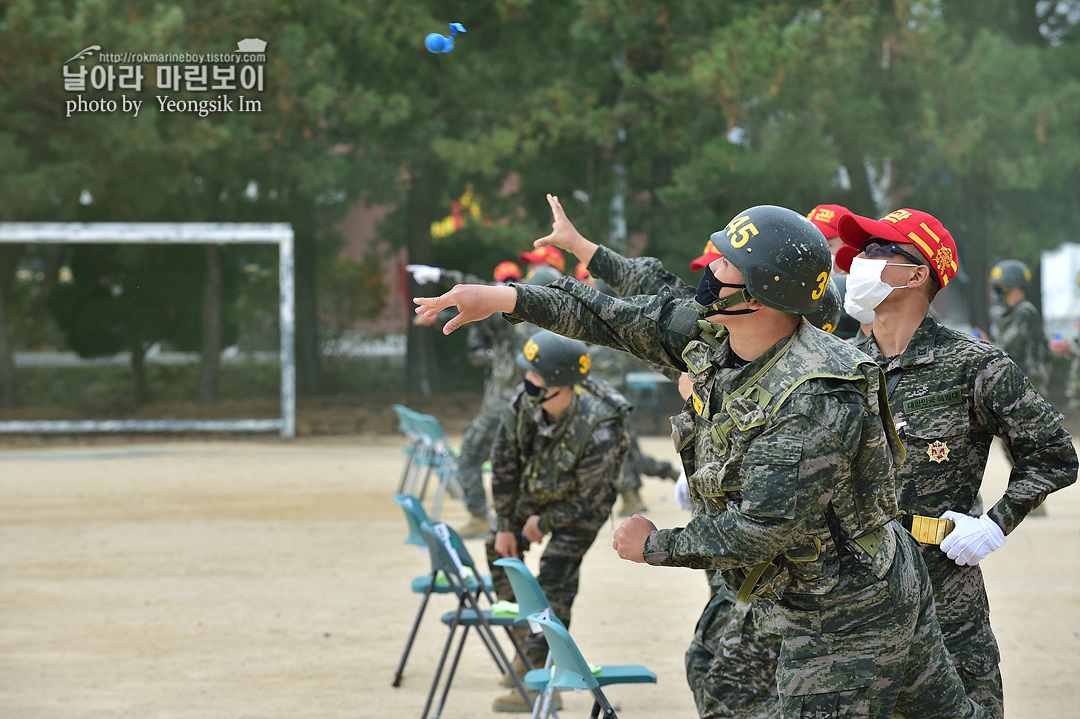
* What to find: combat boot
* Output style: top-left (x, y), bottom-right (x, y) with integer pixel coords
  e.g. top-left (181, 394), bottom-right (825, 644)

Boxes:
top-left (456, 511), bottom-right (491, 539)
top-left (618, 488), bottom-right (648, 517)
top-left (492, 688), bottom-right (562, 713)
top-left (499, 653), bottom-right (529, 688)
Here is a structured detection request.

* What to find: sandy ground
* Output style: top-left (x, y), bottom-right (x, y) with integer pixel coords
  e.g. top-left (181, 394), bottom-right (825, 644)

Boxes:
top-left (0, 432), bottom-right (1077, 719)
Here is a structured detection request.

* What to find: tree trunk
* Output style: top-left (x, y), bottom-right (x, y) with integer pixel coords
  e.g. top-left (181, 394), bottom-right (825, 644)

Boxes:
top-left (403, 161), bottom-right (444, 396)
top-left (131, 342), bottom-right (150, 406)
top-left (196, 244), bottom-right (223, 405)
top-left (0, 245), bottom-right (23, 408)
top-left (839, 145), bottom-right (879, 216)
top-left (294, 227), bottom-right (323, 396)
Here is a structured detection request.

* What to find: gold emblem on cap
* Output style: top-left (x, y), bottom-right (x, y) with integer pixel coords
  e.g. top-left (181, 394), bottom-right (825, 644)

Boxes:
top-left (927, 440), bottom-right (950, 463)
top-left (935, 247), bottom-right (954, 274)
top-left (523, 339), bottom-right (539, 361)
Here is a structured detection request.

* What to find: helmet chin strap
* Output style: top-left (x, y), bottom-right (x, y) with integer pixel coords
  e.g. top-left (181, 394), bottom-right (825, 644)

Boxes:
top-left (694, 287), bottom-right (758, 316)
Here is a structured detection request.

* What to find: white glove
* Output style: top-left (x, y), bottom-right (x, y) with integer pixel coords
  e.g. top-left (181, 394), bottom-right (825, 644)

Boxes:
top-left (406, 264), bottom-right (441, 285)
top-left (674, 470), bottom-right (693, 511)
top-left (939, 511), bottom-right (1005, 566)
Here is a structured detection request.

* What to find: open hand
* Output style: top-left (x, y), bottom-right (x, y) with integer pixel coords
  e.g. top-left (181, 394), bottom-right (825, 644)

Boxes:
top-left (534, 194), bottom-right (598, 265)
top-left (413, 284), bottom-right (517, 335)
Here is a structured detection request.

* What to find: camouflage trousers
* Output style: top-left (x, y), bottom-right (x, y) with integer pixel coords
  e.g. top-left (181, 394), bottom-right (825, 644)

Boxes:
top-left (457, 403), bottom-right (504, 515)
top-left (685, 584), bottom-right (780, 718)
top-left (774, 531), bottom-right (987, 719)
top-left (485, 520), bottom-right (604, 666)
top-left (941, 619), bottom-right (1003, 719)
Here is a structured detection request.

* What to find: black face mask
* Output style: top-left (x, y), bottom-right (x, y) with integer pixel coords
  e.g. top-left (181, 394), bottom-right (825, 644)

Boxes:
top-left (992, 285), bottom-right (1007, 302)
top-left (694, 264), bottom-right (756, 316)
top-left (524, 378), bottom-right (544, 396)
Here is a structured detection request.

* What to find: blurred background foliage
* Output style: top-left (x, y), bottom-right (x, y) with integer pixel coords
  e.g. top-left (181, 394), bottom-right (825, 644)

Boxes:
top-left (1, 0), bottom-right (1079, 407)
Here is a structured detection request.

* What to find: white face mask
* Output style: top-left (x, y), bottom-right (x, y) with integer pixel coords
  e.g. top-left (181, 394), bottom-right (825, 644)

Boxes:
top-left (846, 256), bottom-right (918, 311)
top-left (843, 291), bottom-right (876, 325)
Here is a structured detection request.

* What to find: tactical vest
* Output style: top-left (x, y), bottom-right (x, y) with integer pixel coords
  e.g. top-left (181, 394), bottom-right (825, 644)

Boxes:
top-left (671, 320), bottom-right (904, 601)
top-left (509, 378), bottom-right (631, 505)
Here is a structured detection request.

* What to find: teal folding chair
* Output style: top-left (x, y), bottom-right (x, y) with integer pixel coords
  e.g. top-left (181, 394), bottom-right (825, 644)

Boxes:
top-left (411, 413), bottom-right (462, 521)
top-left (391, 495), bottom-right (493, 688)
top-left (394, 404), bottom-right (428, 495)
top-left (524, 613), bottom-right (657, 719)
top-left (419, 522), bottom-right (532, 719)
top-left (494, 558), bottom-right (561, 719)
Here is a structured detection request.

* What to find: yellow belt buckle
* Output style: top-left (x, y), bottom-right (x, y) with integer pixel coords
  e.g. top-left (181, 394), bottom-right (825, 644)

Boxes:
top-left (908, 515), bottom-right (955, 545)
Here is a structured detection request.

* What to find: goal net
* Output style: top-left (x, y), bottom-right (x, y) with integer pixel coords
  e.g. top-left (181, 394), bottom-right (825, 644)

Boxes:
top-left (0, 222), bottom-right (296, 438)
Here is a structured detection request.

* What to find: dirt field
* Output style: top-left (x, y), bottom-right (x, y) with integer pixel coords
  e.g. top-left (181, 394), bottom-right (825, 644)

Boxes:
top-left (1, 429), bottom-right (1077, 719)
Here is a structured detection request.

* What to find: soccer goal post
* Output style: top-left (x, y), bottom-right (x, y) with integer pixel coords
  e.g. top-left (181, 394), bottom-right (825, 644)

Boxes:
top-left (0, 222), bottom-right (296, 438)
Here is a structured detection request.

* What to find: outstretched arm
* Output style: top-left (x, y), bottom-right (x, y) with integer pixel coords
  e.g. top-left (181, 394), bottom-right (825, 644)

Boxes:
top-left (414, 284), bottom-right (518, 335)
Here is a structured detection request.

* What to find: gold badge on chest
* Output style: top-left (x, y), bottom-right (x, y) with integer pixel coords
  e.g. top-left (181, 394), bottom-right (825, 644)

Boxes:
top-left (926, 440), bottom-right (950, 463)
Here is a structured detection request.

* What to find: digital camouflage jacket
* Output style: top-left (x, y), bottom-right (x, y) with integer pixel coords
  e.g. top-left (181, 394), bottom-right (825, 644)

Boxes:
top-left (490, 379), bottom-right (629, 536)
top-left (856, 315), bottom-right (1077, 623)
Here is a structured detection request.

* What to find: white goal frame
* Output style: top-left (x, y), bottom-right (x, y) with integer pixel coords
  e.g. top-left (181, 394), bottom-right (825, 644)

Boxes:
top-left (0, 222), bottom-right (296, 438)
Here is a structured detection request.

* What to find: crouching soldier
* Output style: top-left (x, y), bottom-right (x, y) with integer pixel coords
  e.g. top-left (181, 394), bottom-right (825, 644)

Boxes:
top-left (485, 330), bottom-right (630, 713)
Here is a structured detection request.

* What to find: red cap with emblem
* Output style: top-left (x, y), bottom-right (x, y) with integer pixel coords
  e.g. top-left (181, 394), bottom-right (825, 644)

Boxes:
top-left (806, 204), bottom-right (851, 240)
top-left (688, 238), bottom-right (723, 272)
top-left (493, 261), bottom-right (522, 283)
top-left (519, 245), bottom-right (565, 273)
top-left (836, 208), bottom-right (959, 288)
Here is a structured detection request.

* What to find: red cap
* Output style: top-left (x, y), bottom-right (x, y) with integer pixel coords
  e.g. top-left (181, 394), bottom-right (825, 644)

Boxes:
top-left (806, 204), bottom-right (851, 240)
top-left (493, 261), bottom-right (522, 283)
top-left (834, 245), bottom-right (859, 274)
top-left (519, 246), bottom-right (565, 273)
top-left (688, 239), bottom-right (723, 272)
top-left (837, 209), bottom-right (959, 288)
top-left (574, 261), bottom-right (591, 281)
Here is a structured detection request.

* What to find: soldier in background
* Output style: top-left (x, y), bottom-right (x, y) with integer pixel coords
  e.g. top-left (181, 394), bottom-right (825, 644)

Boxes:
top-left (973, 259), bottom-right (1049, 395)
top-left (486, 330), bottom-right (629, 713)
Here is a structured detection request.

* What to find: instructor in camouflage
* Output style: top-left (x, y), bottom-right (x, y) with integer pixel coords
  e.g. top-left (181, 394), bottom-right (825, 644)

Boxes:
top-left (835, 209), bottom-right (1078, 719)
top-left (415, 201), bottom-right (988, 719)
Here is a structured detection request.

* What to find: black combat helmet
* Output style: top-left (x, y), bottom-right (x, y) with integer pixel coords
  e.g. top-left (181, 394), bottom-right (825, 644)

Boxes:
top-left (523, 266), bottom-right (562, 286)
top-left (704, 205), bottom-right (832, 315)
top-left (990, 259), bottom-right (1031, 290)
top-left (515, 330), bottom-right (590, 386)
top-left (804, 277), bottom-right (842, 334)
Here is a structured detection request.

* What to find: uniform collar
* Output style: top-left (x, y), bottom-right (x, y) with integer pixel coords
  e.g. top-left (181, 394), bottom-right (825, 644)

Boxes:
top-left (864, 314), bottom-right (940, 371)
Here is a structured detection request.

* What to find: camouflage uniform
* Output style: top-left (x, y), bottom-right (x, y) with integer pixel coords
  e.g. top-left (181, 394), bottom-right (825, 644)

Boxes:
top-left (991, 298), bottom-right (1049, 395)
top-left (485, 379), bottom-right (629, 665)
top-left (856, 315), bottom-right (1078, 719)
top-left (588, 245), bottom-right (779, 718)
top-left (505, 278), bottom-right (987, 719)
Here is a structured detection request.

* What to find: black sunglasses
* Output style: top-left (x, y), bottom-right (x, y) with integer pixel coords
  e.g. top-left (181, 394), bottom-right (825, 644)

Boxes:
top-left (861, 238), bottom-right (925, 267)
